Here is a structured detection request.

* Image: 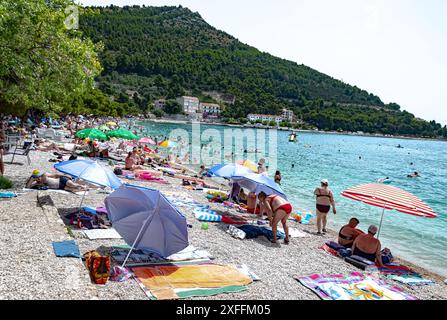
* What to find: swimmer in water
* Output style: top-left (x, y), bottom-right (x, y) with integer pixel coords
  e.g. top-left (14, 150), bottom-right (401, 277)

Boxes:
top-left (407, 171), bottom-right (420, 178)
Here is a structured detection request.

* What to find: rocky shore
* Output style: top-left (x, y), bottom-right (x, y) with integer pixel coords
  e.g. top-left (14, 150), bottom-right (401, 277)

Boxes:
top-left (1, 150), bottom-right (446, 300)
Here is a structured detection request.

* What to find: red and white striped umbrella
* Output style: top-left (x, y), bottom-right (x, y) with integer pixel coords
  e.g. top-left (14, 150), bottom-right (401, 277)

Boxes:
top-left (341, 183), bottom-right (437, 237)
top-left (341, 183), bottom-right (437, 218)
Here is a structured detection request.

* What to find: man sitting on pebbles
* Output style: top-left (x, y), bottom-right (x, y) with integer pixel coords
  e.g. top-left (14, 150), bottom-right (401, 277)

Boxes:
top-left (25, 170), bottom-right (89, 192)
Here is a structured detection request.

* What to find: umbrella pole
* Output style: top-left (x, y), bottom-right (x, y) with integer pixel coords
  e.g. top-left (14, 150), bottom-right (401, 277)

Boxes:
top-left (121, 221), bottom-right (147, 268)
top-left (78, 189), bottom-right (87, 214)
top-left (377, 207), bottom-right (385, 238)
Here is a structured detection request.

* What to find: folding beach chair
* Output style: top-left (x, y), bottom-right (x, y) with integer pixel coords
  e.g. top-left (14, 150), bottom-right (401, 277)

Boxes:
top-left (4, 139), bottom-right (32, 165)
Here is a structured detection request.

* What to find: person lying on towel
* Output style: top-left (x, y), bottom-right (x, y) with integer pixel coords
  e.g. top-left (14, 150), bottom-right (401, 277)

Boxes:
top-left (351, 225), bottom-right (384, 267)
top-left (338, 218), bottom-right (364, 248)
top-left (25, 170), bottom-right (89, 192)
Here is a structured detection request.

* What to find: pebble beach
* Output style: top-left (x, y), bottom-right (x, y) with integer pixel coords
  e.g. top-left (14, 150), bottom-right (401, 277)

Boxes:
top-left (1, 148), bottom-right (447, 300)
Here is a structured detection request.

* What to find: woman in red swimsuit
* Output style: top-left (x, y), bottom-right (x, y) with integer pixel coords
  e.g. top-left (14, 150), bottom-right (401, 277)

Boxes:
top-left (258, 192), bottom-right (293, 244)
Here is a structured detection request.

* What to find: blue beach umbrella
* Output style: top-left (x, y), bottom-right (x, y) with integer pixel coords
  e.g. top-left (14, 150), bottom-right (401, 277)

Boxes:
top-left (54, 160), bottom-right (122, 212)
top-left (54, 159), bottom-right (122, 189)
top-left (231, 173), bottom-right (287, 199)
top-left (208, 163), bottom-right (252, 178)
top-left (105, 185), bottom-right (189, 264)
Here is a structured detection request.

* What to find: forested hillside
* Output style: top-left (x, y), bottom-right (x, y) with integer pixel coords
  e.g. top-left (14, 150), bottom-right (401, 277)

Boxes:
top-left (2, 3), bottom-right (441, 137)
top-left (77, 5), bottom-right (446, 137)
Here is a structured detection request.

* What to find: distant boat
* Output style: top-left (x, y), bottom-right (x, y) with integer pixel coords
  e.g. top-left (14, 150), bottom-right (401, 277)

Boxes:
top-left (289, 132), bottom-right (298, 142)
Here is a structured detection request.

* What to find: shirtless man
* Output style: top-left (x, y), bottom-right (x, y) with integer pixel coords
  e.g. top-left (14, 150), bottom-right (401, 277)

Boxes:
top-left (125, 152), bottom-right (143, 171)
top-left (258, 192), bottom-right (293, 244)
top-left (351, 225), bottom-right (384, 266)
top-left (25, 170), bottom-right (88, 192)
top-left (338, 218), bottom-right (363, 248)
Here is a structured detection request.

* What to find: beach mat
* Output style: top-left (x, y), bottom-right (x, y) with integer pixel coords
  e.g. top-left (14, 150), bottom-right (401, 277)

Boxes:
top-left (294, 272), bottom-right (417, 300)
top-left (0, 192), bottom-right (17, 198)
top-left (131, 263), bottom-right (252, 300)
top-left (237, 225), bottom-right (285, 240)
top-left (111, 246), bottom-right (212, 266)
top-left (387, 275), bottom-right (435, 286)
top-left (345, 256), bottom-right (378, 272)
top-left (83, 228), bottom-right (122, 240)
top-left (23, 188), bottom-right (88, 196)
top-left (52, 240), bottom-right (81, 258)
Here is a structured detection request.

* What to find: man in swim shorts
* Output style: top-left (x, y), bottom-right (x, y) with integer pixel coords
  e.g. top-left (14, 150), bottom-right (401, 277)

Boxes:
top-left (25, 170), bottom-right (88, 192)
top-left (258, 192), bottom-right (293, 245)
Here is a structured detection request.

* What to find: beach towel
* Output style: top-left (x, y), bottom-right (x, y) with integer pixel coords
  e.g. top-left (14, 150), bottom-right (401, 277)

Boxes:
top-left (194, 208), bottom-right (222, 222)
top-left (236, 225), bottom-right (285, 240)
top-left (131, 263), bottom-right (252, 300)
top-left (167, 197), bottom-right (209, 209)
top-left (0, 192), bottom-right (17, 198)
top-left (387, 275), bottom-right (435, 286)
top-left (111, 248), bottom-right (166, 265)
top-left (221, 215), bottom-right (248, 225)
top-left (83, 228), bottom-right (122, 240)
top-left (52, 240), bottom-right (81, 258)
top-left (237, 264), bottom-right (261, 281)
top-left (23, 188), bottom-right (88, 196)
top-left (319, 244), bottom-right (339, 257)
top-left (167, 245), bottom-right (213, 261)
top-left (294, 272), bottom-right (417, 300)
top-left (265, 226), bottom-right (308, 238)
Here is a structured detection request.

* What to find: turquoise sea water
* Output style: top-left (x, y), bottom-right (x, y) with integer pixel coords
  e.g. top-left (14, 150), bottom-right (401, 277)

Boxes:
top-left (139, 121), bottom-right (447, 276)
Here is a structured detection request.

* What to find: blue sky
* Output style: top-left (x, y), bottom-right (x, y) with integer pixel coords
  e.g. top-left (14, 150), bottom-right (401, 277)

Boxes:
top-left (79, 0), bottom-right (447, 125)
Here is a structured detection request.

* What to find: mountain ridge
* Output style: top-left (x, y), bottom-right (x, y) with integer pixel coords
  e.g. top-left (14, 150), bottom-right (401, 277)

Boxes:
top-left (78, 5), bottom-right (446, 137)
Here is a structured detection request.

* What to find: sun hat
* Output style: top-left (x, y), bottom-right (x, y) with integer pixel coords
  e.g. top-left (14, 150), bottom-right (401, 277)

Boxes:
top-left (32, 170), bottom-right (44, 178)
top-left (321, 179), bottom-right (329, 185)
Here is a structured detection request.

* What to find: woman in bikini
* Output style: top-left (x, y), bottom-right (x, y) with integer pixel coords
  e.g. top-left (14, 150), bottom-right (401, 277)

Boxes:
top-left (314, 179), bottom-right (336, 235)
top-left (258, 192), bottom-right (293, 244)
top-left (338, 218), bottom-right (363, 248)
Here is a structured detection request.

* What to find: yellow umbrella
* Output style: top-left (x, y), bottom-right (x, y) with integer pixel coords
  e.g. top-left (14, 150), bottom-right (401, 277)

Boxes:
top-left (158, 140), bottom-right (177, 148)
top-left (235, 159), bottom-right (258, 172)
top-left (106, 121), bottom-right (117, 127)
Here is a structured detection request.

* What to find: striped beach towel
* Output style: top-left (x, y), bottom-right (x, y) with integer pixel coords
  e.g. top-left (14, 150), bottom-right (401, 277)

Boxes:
top-left (193, 208), bottom-right (222, 222)
top-left (294, 272), bottom-right (417, 300)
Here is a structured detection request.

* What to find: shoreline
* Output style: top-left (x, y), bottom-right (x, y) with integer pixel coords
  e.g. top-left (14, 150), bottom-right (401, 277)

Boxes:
top-left (1, 126), bottom-right (446, 300)
top-left (143, 117), bottom-right (447, 143)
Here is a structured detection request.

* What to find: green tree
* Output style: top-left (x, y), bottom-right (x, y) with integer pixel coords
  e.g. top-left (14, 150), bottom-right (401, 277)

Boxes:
top-left (0, 0), bottom-right (102, 116)
top-left (164, 100), bottom-right (182, 114)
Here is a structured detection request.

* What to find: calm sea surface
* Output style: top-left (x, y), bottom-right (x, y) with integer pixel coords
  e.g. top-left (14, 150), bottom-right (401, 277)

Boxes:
top-left (139, 121), bottom-right (447, 276)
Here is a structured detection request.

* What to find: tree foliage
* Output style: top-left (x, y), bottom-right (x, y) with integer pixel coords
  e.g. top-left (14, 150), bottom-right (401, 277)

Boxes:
top-left (0, 0), bottom-right (102, 115)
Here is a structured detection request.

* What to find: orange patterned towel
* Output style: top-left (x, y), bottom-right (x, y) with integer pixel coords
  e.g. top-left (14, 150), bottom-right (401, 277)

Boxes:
top-left (132, 263), bottom-right (253, 300)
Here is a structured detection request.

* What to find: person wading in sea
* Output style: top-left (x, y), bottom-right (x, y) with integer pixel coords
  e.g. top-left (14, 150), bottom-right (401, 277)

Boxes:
top-left (314, 179), bottom-right (336, 235)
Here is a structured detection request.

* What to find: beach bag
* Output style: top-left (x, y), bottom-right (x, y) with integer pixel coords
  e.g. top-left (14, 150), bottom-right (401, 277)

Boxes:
top-left (110, 266), bottom-right (132, 282)
top-left (76, 214), bottom-right (98, 229)
top-left (84, 251), bottom-right (111, 285)
top-left (113, 168), bottom-right (123, 176)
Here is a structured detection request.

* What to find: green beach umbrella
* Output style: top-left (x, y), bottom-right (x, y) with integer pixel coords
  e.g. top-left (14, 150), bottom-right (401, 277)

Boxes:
top-left (106, 128), bottom-right (139, 141)
top-left (75, 128), bottom-right (108, 140)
